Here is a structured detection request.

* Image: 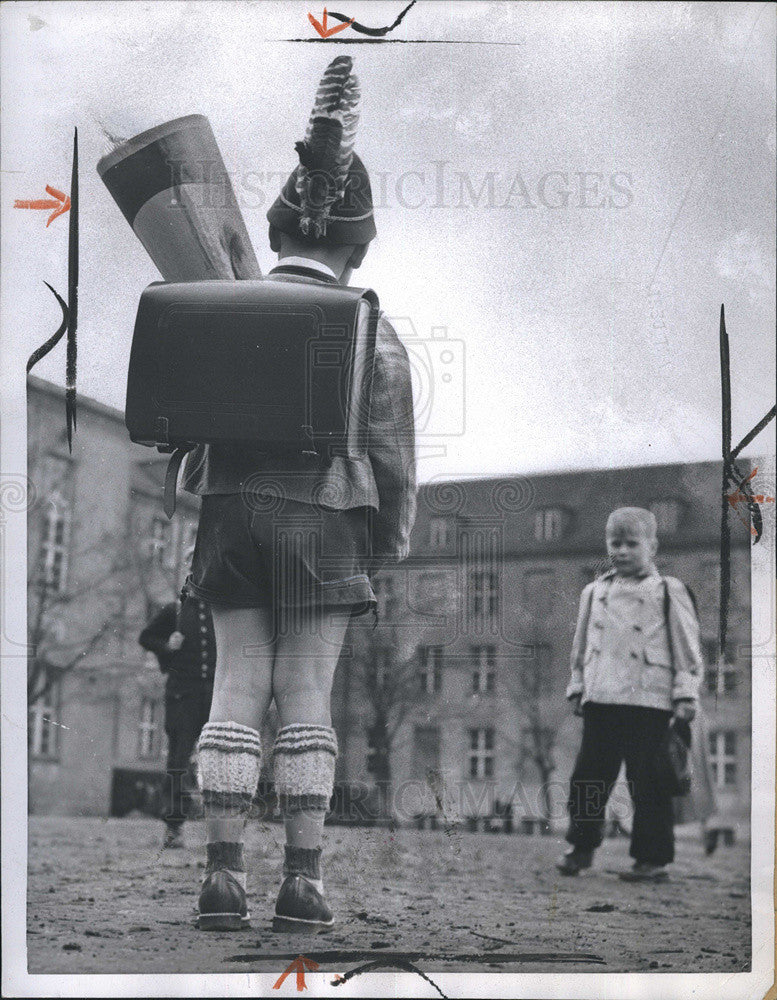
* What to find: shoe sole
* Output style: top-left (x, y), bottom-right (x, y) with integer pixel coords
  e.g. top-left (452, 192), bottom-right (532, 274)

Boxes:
top-left (272, 914), bottom-right (334, 934)
top-left (556, 862), bottom-right (592, 876)
top-left (197, 912), bottom-right (251, 931)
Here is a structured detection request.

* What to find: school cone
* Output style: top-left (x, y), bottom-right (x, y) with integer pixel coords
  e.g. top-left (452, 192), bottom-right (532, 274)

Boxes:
top-left (97, 114), bottom-right (261, 281)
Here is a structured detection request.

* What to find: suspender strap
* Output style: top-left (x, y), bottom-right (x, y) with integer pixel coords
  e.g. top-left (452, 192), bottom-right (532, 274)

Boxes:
top-left (163, 445), bottom-right (193, 519)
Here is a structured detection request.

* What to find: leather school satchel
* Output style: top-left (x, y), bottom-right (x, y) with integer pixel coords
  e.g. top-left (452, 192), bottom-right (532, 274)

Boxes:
top-left (125, 279), bottom-right (378, 515)
top-left (657, 719), bottom-right (692, 797)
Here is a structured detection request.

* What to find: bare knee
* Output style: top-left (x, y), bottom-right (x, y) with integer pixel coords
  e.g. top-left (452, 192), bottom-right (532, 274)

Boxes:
top-left (208, 608), bottom-right (274, 729)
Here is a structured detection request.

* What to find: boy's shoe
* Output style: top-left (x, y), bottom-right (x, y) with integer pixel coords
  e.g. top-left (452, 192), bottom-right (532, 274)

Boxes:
top-left (556, 846), bottom-right (594, 875)
top-left (196, 870), bottom-right (251, 930)
top-left (163, 825), bottom-right (185, 850)
top-left (272, 875), bottom-right (334, 933)
top-left (619, 861), bottom-right (669, 882)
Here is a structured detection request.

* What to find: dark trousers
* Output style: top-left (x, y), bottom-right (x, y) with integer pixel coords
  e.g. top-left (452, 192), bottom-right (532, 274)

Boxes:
top-left (566, 702), bottom-right (675, 866)
top-left (163, 684), bottom-right (213, 828)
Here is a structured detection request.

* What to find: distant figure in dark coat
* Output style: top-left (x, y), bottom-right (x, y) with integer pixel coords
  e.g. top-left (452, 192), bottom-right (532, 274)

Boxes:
top-left (139, 594), bottom-right (216, 848)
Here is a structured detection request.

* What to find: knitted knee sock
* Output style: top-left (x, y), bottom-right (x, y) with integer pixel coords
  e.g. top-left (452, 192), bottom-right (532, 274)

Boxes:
top-left (273, 724), bottom-right (338, 893)
top-left (197, 721), bottom-right (262, 890)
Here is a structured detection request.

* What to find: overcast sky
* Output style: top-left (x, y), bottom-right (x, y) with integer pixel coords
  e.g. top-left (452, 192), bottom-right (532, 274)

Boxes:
top-left (2, 1), bottom-right (775, 484)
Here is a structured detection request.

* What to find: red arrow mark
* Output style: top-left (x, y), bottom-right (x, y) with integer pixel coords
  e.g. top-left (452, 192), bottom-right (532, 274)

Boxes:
top-left (273, 954), bottom-right (320, 991)
top-left (308, 8), bottom-right (354, 37)
top-left (14, 184), bottom-right (71, 227)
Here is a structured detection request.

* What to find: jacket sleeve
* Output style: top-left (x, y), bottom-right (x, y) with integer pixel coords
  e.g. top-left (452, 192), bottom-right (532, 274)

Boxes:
top-left (367, 314), bottom-right (417, 563)
top-left (566, 583), bottom-right (595, 699)
top-left (138, 603), bottom-right (177, 669)
top-left (665, 577), bottom-right (703, 703)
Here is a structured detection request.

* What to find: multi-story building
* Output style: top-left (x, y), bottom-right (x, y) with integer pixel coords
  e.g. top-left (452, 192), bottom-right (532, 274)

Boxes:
top-left (335, 463), bottom-right (753, 827)
top-left (27, 376), bottom-right (754, 826)
top-left (27, 375), bottom-right (200, 815)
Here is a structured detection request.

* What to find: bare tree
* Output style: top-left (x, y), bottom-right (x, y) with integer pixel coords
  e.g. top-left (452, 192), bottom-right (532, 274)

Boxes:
top-left (27, 520), bottom-right (136, 708)
top-left (502, 618), bottom-right (562, 826)
top-left (26, 461), bottom-right (191, 710)
top-left (351, 622), bottom-right (419, 821)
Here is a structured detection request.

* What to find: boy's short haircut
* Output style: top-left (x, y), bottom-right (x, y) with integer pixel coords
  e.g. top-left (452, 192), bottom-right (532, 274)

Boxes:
top-left (606, 506), bottom-right (658, 539)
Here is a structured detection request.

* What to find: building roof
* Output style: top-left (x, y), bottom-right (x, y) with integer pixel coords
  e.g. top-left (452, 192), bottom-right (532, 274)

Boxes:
top-left (411, 461), bottom-right (749, 557)
top-left (28, 373), bottom-right (128, 426)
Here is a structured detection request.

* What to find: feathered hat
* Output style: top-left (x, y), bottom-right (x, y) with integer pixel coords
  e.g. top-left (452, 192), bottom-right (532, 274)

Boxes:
top-left (267, 56), bottom-right (376, 245)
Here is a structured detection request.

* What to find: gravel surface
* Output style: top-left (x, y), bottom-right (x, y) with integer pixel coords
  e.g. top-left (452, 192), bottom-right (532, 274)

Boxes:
top-left (27, 816), bottom-right (751, 976)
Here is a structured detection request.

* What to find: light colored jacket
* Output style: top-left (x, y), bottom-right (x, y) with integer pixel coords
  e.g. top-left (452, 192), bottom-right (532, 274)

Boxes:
top-left (181, 271), bottom-right (417, 564)
top-left (566, 567), bottom-right (703, 711)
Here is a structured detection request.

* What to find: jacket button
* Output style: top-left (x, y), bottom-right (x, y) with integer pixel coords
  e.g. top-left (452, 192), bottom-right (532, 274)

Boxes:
top-left (630, 650), bottom-right (639, 658)
top-left (633, 624), bottom-right (642, 631)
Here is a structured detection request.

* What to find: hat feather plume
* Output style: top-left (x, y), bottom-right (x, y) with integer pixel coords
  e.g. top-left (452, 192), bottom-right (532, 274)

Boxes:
top-left (294, 56), bottom-right (361, 238)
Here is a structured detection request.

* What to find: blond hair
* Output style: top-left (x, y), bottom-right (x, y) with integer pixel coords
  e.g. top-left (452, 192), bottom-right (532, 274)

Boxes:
top-left (606, 506), bottom-right (657, 539)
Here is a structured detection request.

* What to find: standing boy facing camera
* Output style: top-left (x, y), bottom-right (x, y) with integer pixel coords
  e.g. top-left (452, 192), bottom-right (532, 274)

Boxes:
top-left (558, 507), bottom-right (703, 882)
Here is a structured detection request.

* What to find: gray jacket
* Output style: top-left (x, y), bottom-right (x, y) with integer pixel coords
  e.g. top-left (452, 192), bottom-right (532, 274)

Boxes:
top-left (566, 568), bottom-right (703, 711)
top-left (181, 271), bottom-right (417, 564)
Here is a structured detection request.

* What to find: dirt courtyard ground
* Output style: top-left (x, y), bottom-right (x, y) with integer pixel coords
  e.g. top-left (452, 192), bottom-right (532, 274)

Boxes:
top-left (27, 816), bottom-right (750, 978)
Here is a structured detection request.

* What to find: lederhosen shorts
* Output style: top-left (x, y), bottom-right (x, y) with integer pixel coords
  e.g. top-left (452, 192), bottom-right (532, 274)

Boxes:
top-left (186, 493), bottom-right (377, 621)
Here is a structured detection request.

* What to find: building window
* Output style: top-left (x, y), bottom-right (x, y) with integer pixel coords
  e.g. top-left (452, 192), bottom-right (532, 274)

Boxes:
top-left (468, 727), bottom-right (495, 779)
top-left (138, 697), bottom-right (161, 759)
top-left (418, 645), bottom-right (443, 694)
top-left (534, 507), bottom-right (568, 542)
top-left (29, 682), bottom-right (61, 759)
top-left (149, 517), bottom-right (170, 566)
top-left (467, 571), bottom-right (499, 619)
top-left (429, 517), bottom-right (451, 549)
top-left (702, 639), bottom-right (738, 695)
top-left (649, 499), bottom-right (684, 536)
top-left (471, 645), bottom-right (496, 694)
top-left (40, 497), bottom-right (71, 593)
top-left (708, 730), bottom-right (737, 788)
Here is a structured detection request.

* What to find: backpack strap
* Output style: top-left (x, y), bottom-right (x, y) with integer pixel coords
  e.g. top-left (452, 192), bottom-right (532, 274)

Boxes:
top-left (163, 445), bottom-right (194, 519)
top-left (662, 575), bottom-right (700, 693)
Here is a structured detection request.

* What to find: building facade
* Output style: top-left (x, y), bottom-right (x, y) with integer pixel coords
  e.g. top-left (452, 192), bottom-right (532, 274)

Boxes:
top-left (27, 376), bottom-right (754, 825)
top-left (27, 375), bottom-right (200, 815)
top-left (335, 463), bottom-right (753, 827)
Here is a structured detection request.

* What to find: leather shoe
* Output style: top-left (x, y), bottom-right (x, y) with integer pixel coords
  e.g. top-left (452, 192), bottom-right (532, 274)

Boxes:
top-left (619, 861), bottom-right (668, 882)
top-left (272, 875), bottom-right (334, 933)
top-left (556, 846), bottom-right (594, 875)
top-left (197, 870), bottom-right (250, 930)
